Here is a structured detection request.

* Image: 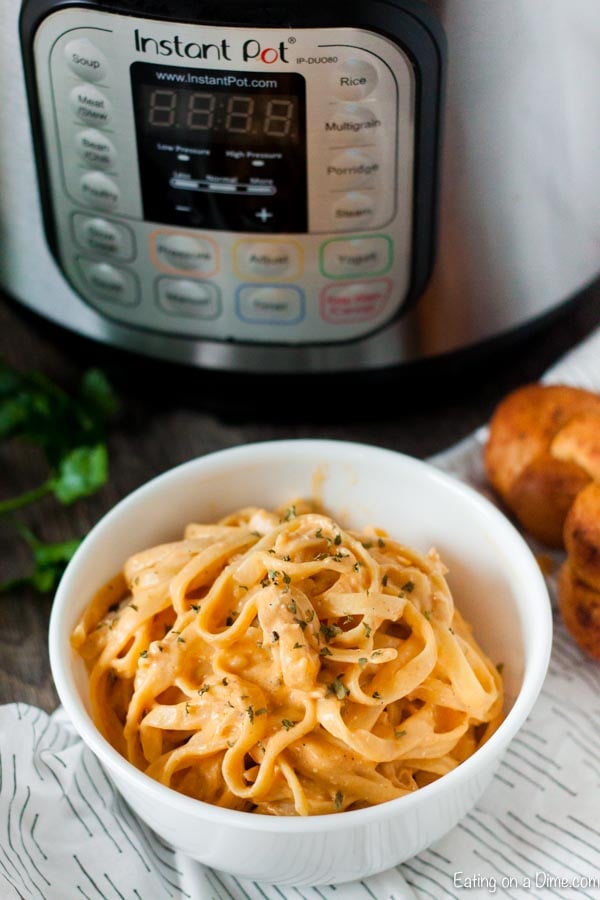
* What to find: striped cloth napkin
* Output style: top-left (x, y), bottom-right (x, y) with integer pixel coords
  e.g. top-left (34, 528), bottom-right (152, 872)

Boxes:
top-left (2, 326), bottom-right (600, 900)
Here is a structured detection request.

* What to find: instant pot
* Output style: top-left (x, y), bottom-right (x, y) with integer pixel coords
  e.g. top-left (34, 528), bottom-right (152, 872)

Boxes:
top-left (1, 0), bottom-right (599, 374)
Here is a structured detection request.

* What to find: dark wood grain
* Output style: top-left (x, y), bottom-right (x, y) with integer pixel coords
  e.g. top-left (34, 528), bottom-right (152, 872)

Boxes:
top-left (1, 283), bottom-right (598, 712)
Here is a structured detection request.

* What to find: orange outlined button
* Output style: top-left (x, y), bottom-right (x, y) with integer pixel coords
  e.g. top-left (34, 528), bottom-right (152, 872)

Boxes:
top-left (233, 240), bottom-right (303, 281)
top-left (320, 279), bottom-right (392, 324)
top-left (151, 230), bottom-right (219, 277)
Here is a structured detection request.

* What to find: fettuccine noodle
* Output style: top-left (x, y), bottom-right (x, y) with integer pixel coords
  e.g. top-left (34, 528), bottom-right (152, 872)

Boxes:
top-left (71, 499), bottom-right (504, 816)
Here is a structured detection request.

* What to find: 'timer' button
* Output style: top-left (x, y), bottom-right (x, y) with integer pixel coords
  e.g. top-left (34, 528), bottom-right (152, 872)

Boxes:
top-left (236, 285), bottom-right (304, 325)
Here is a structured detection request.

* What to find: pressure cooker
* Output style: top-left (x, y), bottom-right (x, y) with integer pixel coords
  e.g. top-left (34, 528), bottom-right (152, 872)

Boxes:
top-left (1, 0), bottom-right (598, 373)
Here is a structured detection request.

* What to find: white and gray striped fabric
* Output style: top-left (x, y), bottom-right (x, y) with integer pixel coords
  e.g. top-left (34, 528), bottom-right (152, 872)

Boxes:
top-left (2, 327), bottom-right (600, 900)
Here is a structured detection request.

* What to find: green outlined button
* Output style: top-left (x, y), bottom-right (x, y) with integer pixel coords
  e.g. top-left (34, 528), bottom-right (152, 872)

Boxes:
top-left (320, 234), bottom-right (393, 279)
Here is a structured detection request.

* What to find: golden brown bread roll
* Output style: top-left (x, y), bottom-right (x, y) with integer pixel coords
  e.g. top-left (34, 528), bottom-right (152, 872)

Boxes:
top-left (484, 382), bottom-right (600, 660)
top-left (558, 559), bottom-right (600, 661)
top-left (484, 384), bottom-right (600, 547)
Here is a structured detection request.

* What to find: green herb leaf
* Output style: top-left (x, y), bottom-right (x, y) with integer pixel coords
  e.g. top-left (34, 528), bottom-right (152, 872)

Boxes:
top-left (50, 444), bottom-right (108, 504)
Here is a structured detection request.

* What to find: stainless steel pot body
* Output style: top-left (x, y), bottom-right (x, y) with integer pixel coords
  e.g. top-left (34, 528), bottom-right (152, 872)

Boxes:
top-left (1, 0), bottom-right (599, 372)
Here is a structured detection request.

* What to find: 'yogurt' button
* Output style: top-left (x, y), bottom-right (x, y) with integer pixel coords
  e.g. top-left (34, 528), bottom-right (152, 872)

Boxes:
top-left (72, 214), bottom-right (134, 260)
top-left (79, 171), bottom-right (120, 211)
top-left (75, 129), bottom-right (117, 170)
top-left (332, 192), bottom-right (377, 229)
top-left (321, 236), bottom-right (392, 278)
top-left (153, 233), bottom-right (218, 274)
top-left (157, 279), bottom-right (221, 319)
top-left (78, 258), bottom-right (139, 306)
top-left (333, 59), bottom-right (378, 101)
top-left (326, 148), bottom-right (380, 190)
top-left (70, 84), bottom-right (112, 126)
top-left (64, 38), bottom-right (108, 83)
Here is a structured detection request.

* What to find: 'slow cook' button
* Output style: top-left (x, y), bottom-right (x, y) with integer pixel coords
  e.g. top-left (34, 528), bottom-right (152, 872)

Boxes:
top-left (157, 279), bottom-right (221, 320)
top-left (75, 129), bottom-right (117, 170)
top-left (72, 214), bottom-right (135, 260)
top-left (320, 279), bottom-right (392, 324)
top-left (326, 149), bottom-right (379, 190)
top-left (70, 84), bottom-right (112, 126)
top-left (79, 171), bottom-right (120, 211)
top-left (321, 235), bottom-right (392, 278)
top-left (64, 38), bottom-right (108, 83)
top-left (77, 257), bottom-right (139, 306)
top-left (236, 285), bottom-right (305, 324)
top-left (234, 241), bottom-right (302, 279)
top-left (153, 232), bottom-right (218, 275)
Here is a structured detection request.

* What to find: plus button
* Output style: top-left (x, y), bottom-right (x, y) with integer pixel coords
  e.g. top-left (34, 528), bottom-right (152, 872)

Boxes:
top-left (255, 207), bottom-right (274, 223)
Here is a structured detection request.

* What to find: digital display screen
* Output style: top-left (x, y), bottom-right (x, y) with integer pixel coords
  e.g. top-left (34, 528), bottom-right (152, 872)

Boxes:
top-left (140, 86), bottom-right (300, 143)
top-left (130, 64), bottom-right (307, 233)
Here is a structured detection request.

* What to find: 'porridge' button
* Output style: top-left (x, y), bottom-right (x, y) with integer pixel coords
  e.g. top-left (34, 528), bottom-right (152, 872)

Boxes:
top-left (64, 38), bottom-right (108, 83)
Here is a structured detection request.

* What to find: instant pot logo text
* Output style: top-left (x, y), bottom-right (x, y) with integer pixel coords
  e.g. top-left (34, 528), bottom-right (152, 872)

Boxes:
top-left (134, 29), bottom-right (289, 64)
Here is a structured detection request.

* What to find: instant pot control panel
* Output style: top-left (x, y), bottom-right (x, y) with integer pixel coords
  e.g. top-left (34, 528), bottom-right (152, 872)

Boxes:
top-left (24, 4), bottom-right (443, 345)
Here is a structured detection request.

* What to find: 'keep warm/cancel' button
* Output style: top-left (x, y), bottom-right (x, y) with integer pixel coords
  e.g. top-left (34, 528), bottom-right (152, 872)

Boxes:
top-left (320, 280), bottom-right (392, 324)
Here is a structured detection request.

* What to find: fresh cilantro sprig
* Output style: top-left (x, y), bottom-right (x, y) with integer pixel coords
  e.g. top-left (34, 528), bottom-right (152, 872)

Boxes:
top-left (0, 359), bottom-right (118, 594)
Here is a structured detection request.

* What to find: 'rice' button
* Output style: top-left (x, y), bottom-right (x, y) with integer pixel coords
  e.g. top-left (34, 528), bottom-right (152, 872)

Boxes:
top-left (332, 59), bottom-right (378, 101)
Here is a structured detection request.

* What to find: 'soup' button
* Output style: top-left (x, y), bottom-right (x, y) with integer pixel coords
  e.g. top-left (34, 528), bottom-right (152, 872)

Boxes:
top-left (64, 38), bottom-right (108, 83)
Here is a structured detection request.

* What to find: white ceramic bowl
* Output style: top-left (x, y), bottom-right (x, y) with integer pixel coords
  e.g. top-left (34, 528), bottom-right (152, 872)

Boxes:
top-left (49, 439), bottom-right (552, 887)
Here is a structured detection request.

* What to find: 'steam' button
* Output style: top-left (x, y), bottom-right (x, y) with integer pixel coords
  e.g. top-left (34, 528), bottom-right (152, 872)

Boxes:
top-left (331, 192), bottom-right (377, 230)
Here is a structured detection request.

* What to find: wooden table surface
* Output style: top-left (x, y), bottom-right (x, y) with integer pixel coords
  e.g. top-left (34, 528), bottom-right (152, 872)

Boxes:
top-left (1, 284), bottom-right (599, 713)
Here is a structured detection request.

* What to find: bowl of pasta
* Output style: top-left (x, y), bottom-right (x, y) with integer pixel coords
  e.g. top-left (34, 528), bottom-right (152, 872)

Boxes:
top-left (49, 439), bottom-right (552, 886)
